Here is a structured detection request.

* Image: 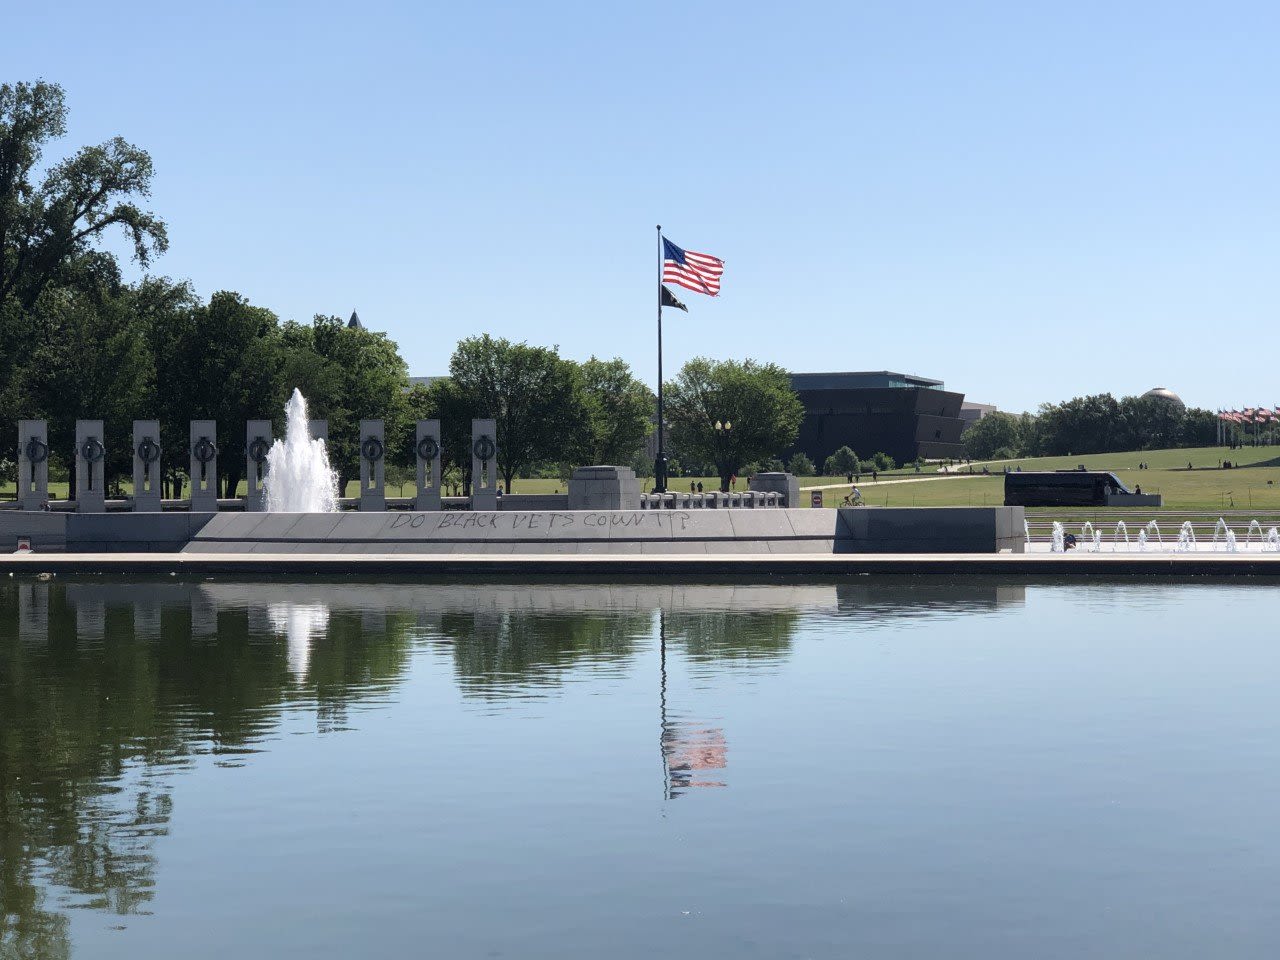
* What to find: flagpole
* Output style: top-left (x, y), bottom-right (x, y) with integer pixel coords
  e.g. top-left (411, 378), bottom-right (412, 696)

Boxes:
top-left (655, 224), bottom-right (667, 493)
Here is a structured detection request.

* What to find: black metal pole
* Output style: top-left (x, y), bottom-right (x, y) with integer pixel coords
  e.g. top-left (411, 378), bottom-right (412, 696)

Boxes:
top-left (655, 224), bottom-right (667, 493)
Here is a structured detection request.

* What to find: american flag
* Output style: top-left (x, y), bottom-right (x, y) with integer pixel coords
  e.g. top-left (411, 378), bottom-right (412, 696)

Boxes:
top-left (662, 237), bottom-right (724, 297)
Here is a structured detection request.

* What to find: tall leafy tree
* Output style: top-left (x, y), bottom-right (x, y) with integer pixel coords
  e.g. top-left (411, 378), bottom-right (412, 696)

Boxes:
top-left (149, 290), bottom-right (284, 496)
top-left (445, 335), bottom-right (589, 492)
top-left (962, 411), bottom-right (1024, 459)
top-left (8, 284), bottom-right (155, 495)
top-left (580, 357), bottom-right (653, 466)
top-left (278, 315), bottom-right (410, 490)
top-left (0, 81), bottom-right (167, 311)
top-left (665, 358), bottom-right (803, 491)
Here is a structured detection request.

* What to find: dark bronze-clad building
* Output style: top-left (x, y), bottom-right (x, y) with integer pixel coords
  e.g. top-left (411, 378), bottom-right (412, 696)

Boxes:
top-left (787, 371), bottom-right (967, 466)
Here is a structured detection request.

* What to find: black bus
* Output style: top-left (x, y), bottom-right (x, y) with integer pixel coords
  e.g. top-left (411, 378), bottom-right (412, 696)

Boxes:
top-left (1004, 471), bottom-right (1132, 507)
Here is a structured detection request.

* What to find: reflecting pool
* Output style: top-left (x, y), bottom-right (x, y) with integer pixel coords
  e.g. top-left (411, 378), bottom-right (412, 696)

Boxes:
top-left (2, 577), bottom-right (1278, 958)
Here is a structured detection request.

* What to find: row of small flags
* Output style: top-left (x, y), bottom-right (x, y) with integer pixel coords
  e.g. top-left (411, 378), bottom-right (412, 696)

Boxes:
top-left (1218, 408), bottom-right (1280, 423)
top-left (660, 234), bottom-right (724, 312)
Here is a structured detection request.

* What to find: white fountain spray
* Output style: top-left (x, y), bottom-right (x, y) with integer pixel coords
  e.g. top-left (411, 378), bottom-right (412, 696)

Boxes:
top-left (1093, 530), bottom-right (1102, 552)
top-left (1113, 520), bottom-right (1129, 552)
top-left (1051, 521), bottom-right (1064, 553)
top-left (263, 389), bottom-right (340, 513)
top-left (1138, 529), bottom-right (1148, 551)
top-left (1177, 521), bottom-right (1197, 552)
top-left (1024, 519), bottom-right (1031, 544)
top-left (1081, 521), bottom-right (1095, 546)
top-left (1213, 518), bottom-right (1230, 551)
top-left (1267, 527), bottom-right (1280, 552)
top-left (1247, 520), bottom-right (1263, 546)
top-left (1145, 520), bottom-right (1162, 545)
top-left (1224, 529), bottom-right (1239, 553)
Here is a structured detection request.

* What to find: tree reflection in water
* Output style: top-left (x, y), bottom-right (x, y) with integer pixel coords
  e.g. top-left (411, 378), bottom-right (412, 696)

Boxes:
top-left (0, 577), bottom-right (1024, 954)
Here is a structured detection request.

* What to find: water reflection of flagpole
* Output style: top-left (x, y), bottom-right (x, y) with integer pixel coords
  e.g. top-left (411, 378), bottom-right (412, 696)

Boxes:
top-left (660, 607), bottom-right (670, 803)
top-left (659, 606), bottom-right (728, 801)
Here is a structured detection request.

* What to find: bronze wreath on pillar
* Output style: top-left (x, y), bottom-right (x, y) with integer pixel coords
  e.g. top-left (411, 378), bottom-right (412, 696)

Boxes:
top-left (193, 437), bottom-right (217, 464)
top-left (80, 437), bottom-right (105, 464)
top-left (137, 437), bottom-right (161, 465)
top-left (24, 437), bottom-right (48, 465)
top-left (416, 436), bottom-right (440, 461)
top-left (473, 435), bottom-right (496, 463)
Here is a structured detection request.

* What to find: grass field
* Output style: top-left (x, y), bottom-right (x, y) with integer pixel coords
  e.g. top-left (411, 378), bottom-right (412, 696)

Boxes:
top-left (6, 445), bottom-right (1280, 512)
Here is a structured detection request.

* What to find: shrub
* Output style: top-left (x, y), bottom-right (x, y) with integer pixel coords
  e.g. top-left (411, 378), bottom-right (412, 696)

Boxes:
top-left (787, 452), bottom-right (816, 476)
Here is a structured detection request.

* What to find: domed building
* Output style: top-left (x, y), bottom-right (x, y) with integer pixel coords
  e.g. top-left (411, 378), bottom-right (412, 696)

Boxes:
top-left (1142, 386), bottom-right (1185, 410)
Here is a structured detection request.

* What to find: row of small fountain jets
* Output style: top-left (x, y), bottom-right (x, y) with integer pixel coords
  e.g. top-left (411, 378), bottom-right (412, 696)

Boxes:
top-left (1035, 518), bottom-right (1280, 553)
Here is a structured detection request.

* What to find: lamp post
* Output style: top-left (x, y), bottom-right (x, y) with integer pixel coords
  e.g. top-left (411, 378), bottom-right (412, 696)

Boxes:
top-left (714, 419), bottom-right (732, 491)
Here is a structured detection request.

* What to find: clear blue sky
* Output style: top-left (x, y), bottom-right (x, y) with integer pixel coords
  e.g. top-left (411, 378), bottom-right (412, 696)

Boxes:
top-left (11, 1), bottom-right (1277, 412)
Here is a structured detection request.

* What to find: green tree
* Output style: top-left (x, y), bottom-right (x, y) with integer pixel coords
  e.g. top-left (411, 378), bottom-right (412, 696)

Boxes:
top-left (822, 445), bottom-right (860, 476)
top-left (962, 411), bottom-right (1024, 459)
top-left (0, 81), bottom-right (166, 312)
top-left (444, 335), bottom-right (589, 492)
top-left (149, 289), bottom-right (283, 496)
top-left (7, 284), bottom-right (154, 495)
top-left (279, 316), bottom-right (410, 490)
top-left (665, 358), bottom-right (803, 491)
top-left (580, 357), bottom-right (653, 466)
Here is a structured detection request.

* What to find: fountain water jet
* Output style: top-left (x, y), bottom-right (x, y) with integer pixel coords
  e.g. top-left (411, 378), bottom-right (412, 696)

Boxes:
top-left (1177, 521), bottom-right (1197, 552)
top-left (1213, 518), bottom-right (1230, 551)
top-left (1145, 520), bottom-right (1162, 545)
top-left (263, 389), bottom-right (340, 513)
top-left (1247, 520), bottom-right (1263, 545)
top-left (1113, 521), bottom-right (1129, 552)
top-left (1051, 521), bottom-right (1064, 553)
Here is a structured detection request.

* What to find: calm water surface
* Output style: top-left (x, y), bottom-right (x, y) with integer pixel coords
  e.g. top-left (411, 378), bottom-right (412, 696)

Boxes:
top-left (1, 577), bottom-right (1278, 959)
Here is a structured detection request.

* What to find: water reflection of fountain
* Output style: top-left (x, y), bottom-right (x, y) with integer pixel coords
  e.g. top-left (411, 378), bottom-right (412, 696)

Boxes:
top-left (267, 602), bottom-right (330, 679)
top-left (263, 389), bottom-right (339, 513)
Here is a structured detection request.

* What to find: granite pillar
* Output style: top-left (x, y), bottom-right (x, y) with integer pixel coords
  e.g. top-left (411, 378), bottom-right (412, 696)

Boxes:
top-left (17, 419), bottom-right (49, 511)
top-left (132, 420), bottom-right (163, 512)
top-left (245, 420), bottom-right (273, 512)
top-left (359, 419), bottom-right (386, 511)
top-left (75, 419), bottom-right (106, 513)
top-left (414, 419), bottom-right (442, 511)
top-left (471, 419), bottom-right (498, 511)
top-left (190, 420), bottom-right (218, 512)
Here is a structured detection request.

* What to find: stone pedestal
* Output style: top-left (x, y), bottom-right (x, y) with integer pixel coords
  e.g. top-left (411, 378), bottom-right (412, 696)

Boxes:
top-left (245, 420), bottom-right (273, 511)
top-left (17, 420), bottom-right (49, 511)
top-left (415, 419), bottom-right (442, 511)
top-left (190, 420), bottom-right (218, 512)
top-left (132, 420), bottom-right (163, 512)
top-left (359, 419), bottom-right (386, 511)
top-left (75, 420), bottom-right (106, 513)
top-left (568, 466), bottom-right (642, 510)
top-left (749, 471), bottom-right (800, 508)
top-left (471, 419), bottom-right (498, 511)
